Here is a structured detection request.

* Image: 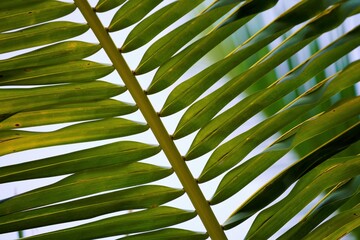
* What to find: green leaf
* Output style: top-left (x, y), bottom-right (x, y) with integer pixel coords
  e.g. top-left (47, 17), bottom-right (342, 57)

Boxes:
top-left (122, 0), bottom-right (203, 52)
top-left (160, 0), bottom-right (343, 116)
top-left (278, 177), bottom-right (360, 240)
top-left (108, 0), bottom-right (163, 32)
top-left (210, 112), bottom-right (360, 204)
top-left (120, 228), bottom-right (208, 240)
top-left (0, 0), bottom-right (43, 9)
top-left (0, 141), bottom-right (160, 183)
top-left (302, 204), bottom-right (360, 240)
top-left (0, 41), bottom-right (101, 72)
top-left (135, 2), bottom-right (240, 74)
top-left (0, 60), bottom-right (114, 86)
top-left (0, 162), bottom-right (173, 215)
top-left (0, 81), bottom-right (125, 116)
top-left (0, 185), bottom-right (183, 233)
top-left (2, 0), bottom-right (359, 239)
top-left (223, 123), bottom-right (360, 229)
top-left (147, 0), bottom-right (278, 94)
top-left (244, 156), bottom-right (360, 239)
top-left (0, 22), bottom-right (89, 54)
top-left (0, 118), bottom-right (148, 156)
top-left (198, 61), bottom-right (360, 182)
top-left (206, 0), bottom-right (246, 10)
top-left (95, 0), bottom-right (126, 12)
top-left (185, 29), bottom-right (360, 159)
top-left (183, 26), bottom-right (360, 160)
top-left (22, 207), bottom-right (196, 240)
top-left (0, 99), bottom-right (137, 130)
top-left (0, 1), bottom-right (76, 33)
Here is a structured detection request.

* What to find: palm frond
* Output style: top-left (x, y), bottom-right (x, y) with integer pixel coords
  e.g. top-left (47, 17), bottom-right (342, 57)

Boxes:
top-left (0, 0), bottom-right (359, 239)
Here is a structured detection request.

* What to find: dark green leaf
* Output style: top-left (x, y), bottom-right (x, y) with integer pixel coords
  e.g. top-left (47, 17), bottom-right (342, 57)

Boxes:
top-left (199, 61), bottom-right (360, 182)
top-left (244, 156), bottom-right (360, 239)
top-left (223, 123), bottom-right (360, 229)
top-left (302, 204), bottom-right (360, 240)
top-left (210, 112), bottom-right (360, 204)
top-left (278, 177), bottom-right (360, 240)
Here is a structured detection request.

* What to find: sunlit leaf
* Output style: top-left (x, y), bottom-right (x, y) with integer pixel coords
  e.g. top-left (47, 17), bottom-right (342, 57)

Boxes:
top-left (0, 185), bottom-right (183, 233)
top-left (23, 207), bottom-right (196, 240)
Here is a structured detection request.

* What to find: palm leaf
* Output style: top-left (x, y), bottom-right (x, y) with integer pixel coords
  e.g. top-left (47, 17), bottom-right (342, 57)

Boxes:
top-left (0, 0), bottom-right (359, 239)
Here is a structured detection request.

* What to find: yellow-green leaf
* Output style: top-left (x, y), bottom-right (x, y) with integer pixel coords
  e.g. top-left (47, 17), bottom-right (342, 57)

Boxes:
top-left (0, 141), bottom-right (159, 183)
top-left (22, 207), bottom-right (196, 240)
top-left (108, 0), bottom-right (163, 32)
top-left (0, 162), bottom-right (173, 215)
top-left (0, 185), bottom-right (183, 233)
top-left (0, 22), bottom-right (89, 54)
top-left (0, 118), bottom-right (148, 156)
top-left (0, 0), bottom-right (76, 32)
top-left (0, 60), bottom-right (114, 86)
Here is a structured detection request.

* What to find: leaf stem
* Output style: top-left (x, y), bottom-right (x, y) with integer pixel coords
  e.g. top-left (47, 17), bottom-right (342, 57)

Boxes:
top-left (74, 1), bottom-right (227, 239)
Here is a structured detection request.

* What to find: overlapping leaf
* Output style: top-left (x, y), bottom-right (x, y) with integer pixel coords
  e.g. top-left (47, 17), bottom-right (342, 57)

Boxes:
top-left (160, 0), bottom-right (351, 117)
top-left (149, 0), bottom-right (279, 94)
top-left (198, 60), bottom-right (360, 183)
top-left (186, 24), bottom-right (360, 159)
top-left (223, 123), bottom-right (360, 230)
top-left (121, 0), bottom-right (204, 52)
top-left (243, 155), bottom-right (360, 239)
top-left (278, 177), bottom-right (360, 239)
top-left (135, 1), bottom-right (245, 74)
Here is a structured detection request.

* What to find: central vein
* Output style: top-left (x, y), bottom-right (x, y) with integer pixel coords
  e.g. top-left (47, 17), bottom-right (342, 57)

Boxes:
top-left (74, 1), bottom-right (227, 239)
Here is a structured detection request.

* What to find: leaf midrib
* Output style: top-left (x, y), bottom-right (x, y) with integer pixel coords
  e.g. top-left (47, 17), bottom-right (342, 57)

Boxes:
top-left (73, 1), bottom-right (227, 239)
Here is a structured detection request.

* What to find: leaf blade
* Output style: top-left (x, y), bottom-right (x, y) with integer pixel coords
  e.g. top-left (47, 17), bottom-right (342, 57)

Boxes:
top-left (0, 162), bottom-right (173, 215)
top-left (0, 185), bottom-right (183, 233)
top-left (22, 207), bottom-right (196, 240)
top-left (0, 22), bottom-right (89, 54)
